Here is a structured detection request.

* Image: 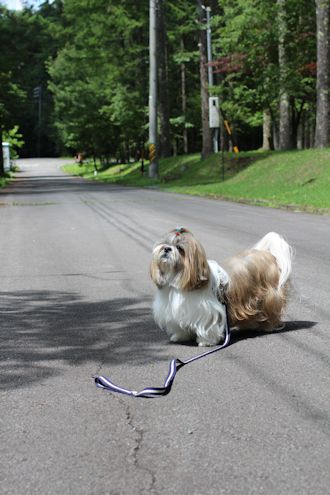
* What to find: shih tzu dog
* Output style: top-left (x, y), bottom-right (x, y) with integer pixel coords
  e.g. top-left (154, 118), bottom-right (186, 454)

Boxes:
top-left (150, 228), bottom-right (292, 346)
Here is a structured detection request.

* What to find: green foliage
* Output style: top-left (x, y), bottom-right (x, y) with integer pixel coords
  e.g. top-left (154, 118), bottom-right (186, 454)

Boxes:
top-left (214, 0), bottom-right (316, 139)
top-left (3, 125), bottom-right (25, 159)
top-left (0, 3), bottom-right (62, 156)
top-left (47, 0), bottom-right (149, 158)
top-left (0, 175), bottom-right (10, 188)
top-left (166, 0), bottom-right (201, 149)
top-left (0, 8), bottom-right (27, 130)
top-left (0, 0), bottom-right (324, 159)
top-left (46, 0), bottom-right (206, 158)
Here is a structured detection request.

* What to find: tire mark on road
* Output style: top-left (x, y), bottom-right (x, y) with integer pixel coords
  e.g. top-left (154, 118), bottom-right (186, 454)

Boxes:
top-left (80, 194), bottom-right (151, 299)
top-left (81, 194), bottom-right (153, 252)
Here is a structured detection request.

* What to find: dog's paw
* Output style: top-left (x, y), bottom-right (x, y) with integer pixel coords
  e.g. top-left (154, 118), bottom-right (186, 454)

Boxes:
top-left (170, 334), bottom-right (186, 343)
top-left (197, 341), bottom-right (215, 347)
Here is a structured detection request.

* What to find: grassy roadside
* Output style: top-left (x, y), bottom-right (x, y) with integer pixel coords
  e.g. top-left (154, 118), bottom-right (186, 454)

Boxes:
top-left (63, 148), bottom-right (330, 214)
top-left (0, 173), bottom-right (12, 189)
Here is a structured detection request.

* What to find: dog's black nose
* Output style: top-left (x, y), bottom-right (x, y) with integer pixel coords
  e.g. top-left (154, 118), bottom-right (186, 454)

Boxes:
top-left (164, 247), bottom-right (172, 254)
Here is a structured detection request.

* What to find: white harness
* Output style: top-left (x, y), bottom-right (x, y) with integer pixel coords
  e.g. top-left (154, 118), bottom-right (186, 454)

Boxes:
top-left (208, 259), bottom-right (230, 304)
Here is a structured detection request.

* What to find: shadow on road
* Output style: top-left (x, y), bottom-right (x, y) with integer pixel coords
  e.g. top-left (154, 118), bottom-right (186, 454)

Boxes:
top-left (231, 319), bottom-right (318, 343)
top-left (0, 289), bottom-right (318, 391)
top-left (0, 290), bottom-right (164, 391)
top-left (0, 174), bottom-right (132, 198)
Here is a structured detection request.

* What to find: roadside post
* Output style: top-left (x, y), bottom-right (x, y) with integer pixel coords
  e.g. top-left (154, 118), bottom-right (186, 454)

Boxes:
top-left (2, 142), bottom-right (11, 172)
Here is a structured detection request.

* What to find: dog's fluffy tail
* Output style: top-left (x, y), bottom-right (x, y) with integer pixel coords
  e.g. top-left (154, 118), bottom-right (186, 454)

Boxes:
top-left (254, 232), bottom-right (293, 288)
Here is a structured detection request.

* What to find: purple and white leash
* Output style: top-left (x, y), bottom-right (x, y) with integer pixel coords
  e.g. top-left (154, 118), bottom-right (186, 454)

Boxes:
top-left (94, 311), bottom-right (231, 399)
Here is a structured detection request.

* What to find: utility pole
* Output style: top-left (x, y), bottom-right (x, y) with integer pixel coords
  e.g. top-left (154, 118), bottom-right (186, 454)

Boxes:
top-left (205, 6), bottom-right (213, 88)
top-left (197, 0), bottom-right (212, 158)
top-left (204, 6), bottom-right (218, 153)
top-left (149, 0), bottom-right (158, 178)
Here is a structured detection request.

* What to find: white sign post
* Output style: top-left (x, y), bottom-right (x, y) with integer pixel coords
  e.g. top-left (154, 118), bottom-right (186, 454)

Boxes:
top-left (209, 96), bottom-right (220, 128)
top-left (209, 97), bottom-right (219, 152)
top-left (2, 142), bottom-right (11, 172)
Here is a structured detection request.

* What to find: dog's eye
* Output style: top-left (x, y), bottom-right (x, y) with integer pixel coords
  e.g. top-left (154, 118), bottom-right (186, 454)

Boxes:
top-left (177, 246), bottom-right (185, 255)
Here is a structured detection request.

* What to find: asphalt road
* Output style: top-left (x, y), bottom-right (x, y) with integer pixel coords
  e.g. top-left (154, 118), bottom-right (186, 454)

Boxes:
top-left (1, 158), bottom-right (329, 495)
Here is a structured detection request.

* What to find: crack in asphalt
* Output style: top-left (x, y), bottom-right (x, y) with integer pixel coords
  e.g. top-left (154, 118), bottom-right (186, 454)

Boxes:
top-left (118, 397), bottom-right (157, 494)
top-left (93, 359), bottom-right (157, 495)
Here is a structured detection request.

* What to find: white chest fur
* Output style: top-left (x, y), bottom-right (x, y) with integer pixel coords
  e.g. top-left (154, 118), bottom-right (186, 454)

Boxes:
top-left (153, 260), bottom-right (229, 346)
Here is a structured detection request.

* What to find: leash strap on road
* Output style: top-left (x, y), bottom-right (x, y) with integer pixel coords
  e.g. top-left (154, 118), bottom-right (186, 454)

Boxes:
top-left (94, 316), bottom-right (231, 399)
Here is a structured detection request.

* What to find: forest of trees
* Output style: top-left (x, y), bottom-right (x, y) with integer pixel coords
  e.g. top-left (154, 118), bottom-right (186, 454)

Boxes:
top-left (0, 0), bottom-right (329, 175)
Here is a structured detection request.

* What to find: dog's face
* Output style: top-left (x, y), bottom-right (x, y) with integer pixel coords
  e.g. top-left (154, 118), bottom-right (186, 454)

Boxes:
top-left (150, 228), bottom-right (210, 290)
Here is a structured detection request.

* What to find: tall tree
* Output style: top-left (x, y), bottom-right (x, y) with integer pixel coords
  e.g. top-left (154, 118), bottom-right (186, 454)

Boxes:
top-left (1, 4), bottom-right (62, 157)
top-left (214, 0), bottom-right (279, 150)
top-left (277, 0), bottom-right (293, 149)
top-left (197, 0), bottom-right (212, 158)
top-left (262, 109), bottom-right (273, 150)
top-left (158, 0), bottom-right (171, 157)
top-left (314, 0), bottom-right (330, 147)
top-left (49, 0), bottom-right (149, 161)
top-left (180, 36), bottom-right (189, 153)
top-left (0, 0), bottom-right (322, 160)
top-left (215, 0), bottom-right (316, 150)
top-left (0, 7), bottom-right (26, 174)
top-left (166, 0), bottom-right (200, 154)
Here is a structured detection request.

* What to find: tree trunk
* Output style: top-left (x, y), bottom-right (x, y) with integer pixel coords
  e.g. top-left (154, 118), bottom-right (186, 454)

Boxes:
top-left (0, 130), bottom-right (4, 177)
top-left (158, 0), bottom-right (171, 158)
top-left (180, 37), bottom-right (188, 154)
top-left (310, 120), bottom-right (315, 147)
top-left (277, 0), bottom-right (293, 150)
top-left (197, 0), bottom-right (212, 159)
top-left (314, 0), bottom-right (330, 147)
top-left (297, 111), bottom-right (305, 149)
top-left (262, 109), bottom-right (273, 150)
top-left (304, 117), bottom-right (311, 148)
top-left (149, 0), bottom-right (159, 178)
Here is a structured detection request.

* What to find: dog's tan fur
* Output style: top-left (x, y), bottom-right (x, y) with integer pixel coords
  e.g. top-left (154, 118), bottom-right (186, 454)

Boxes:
top-left (224, 249), bottom-right (288, 331)
top-left (150, 229), bottom-right (210, 291)
top-left (150, 228), bottom-right (292, 344)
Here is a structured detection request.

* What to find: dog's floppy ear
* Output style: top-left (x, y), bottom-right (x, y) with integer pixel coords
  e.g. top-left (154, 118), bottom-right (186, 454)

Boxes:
top-left (178, 237), bottom-right (210, 291)
top-left (150, 260), bottom-right (166, 288)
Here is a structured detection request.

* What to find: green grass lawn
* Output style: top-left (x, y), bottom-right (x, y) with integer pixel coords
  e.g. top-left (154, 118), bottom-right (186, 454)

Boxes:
top-left (63, 148), bottom-right (330, 214)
